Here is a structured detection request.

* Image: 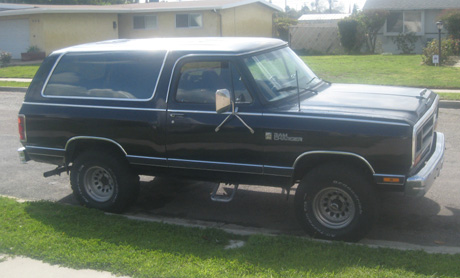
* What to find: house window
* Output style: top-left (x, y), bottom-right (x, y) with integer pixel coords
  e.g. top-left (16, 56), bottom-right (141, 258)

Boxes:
top-left (404, 12), bottom-right (422, 33)
top-left (386, 11), bottom-right (423, 35)
top-left (133, 15), bottom-right (157, 30)
top-left (176, 14), bottom-right (202, 28)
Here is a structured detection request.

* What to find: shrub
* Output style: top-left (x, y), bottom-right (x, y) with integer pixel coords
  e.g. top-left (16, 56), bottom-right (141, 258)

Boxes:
top-left (27, 46), bottom-right (42, 53)
top-left (337, 18), bottom-right (364, 54)
top-left (392, 33), bottom-right (419, 54)
top-left (422, 37), bottom-right (460, 66)
top-left (440, 10), bottom-right (460, 40)
top-left (0, 51), bottom-right (12, 67)
top-left (355, 10), bottom-right (388, 54)
top-left (274, 16), bottom-right (298, 42)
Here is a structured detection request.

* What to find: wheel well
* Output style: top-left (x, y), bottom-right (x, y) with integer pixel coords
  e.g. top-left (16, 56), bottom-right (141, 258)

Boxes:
top-left (292, 154), bottom-right (374, 184)
top-left (65, 139), bottom-right (127, 165)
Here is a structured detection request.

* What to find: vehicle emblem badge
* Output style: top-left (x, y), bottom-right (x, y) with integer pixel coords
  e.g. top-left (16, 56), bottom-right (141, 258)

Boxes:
top-left (265, 132), bottom-right (272, 140)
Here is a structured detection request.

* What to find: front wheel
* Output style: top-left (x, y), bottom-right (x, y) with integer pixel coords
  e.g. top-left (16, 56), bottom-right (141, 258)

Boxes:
top-left (70, 151), bottom-right (139, 213)
top-left (294, 163), bottom-right (376, 241)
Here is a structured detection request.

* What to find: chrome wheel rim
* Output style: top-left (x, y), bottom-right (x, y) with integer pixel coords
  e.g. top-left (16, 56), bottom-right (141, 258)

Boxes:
top-left (312, 187), bottom-right (355, 229)
top-left (83, 166), bottom-right (115, 202)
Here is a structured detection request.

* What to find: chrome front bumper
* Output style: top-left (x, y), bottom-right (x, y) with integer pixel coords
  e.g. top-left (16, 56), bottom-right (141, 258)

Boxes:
top-left (405, 132), bottom-right (445, 197)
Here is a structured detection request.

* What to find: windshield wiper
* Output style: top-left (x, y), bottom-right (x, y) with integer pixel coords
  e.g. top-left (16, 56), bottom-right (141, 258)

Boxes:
top-left (305, 76), bottom-right (317, 87)
top-left (277, 85), bottom-right (317, 94)
top-left (276, 86), bottom-right (298, 92)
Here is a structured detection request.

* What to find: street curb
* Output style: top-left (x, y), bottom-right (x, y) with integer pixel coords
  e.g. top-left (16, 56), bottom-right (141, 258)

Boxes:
top-left (439, 100), bottom-right (460, 109)
top-left (2, 195), bottom-right (460, 255)
top-left (0, 87), bottom-right (27, 93)
top-left (120, 213), bottom-right (460, 255)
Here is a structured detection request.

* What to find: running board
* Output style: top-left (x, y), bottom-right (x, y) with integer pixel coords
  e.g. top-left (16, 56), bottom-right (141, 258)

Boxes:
top-left (211, 183), bottom-right (239, 203)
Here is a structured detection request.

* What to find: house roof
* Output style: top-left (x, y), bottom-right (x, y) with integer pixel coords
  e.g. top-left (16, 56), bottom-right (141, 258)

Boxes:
top-left (298, 14), bottom-right (350, 21)
top-left (0, 0), bottom-right (282, 17)
top-left (363, 0), bottom-right (460, 11)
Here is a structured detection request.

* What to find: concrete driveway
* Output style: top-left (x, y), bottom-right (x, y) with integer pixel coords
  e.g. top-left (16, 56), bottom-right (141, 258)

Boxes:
top-left (1, 91), bottom-right (459, 247)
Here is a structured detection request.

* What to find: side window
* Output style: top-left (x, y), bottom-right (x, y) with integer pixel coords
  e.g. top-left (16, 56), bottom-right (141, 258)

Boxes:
top-left (43, 51), bottom-right (166, 100)
top-left (175, 61), bottom-right (252, 104)
top-left (231, 64), bottom-right (253, 104)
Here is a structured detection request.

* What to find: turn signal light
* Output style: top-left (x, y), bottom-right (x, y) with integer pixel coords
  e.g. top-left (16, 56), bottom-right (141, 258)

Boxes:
top-left (383, 177), bottom-right (401, 183)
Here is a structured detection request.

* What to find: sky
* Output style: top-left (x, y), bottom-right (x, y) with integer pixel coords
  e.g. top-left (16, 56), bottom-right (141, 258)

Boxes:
top-left (271, 0), bottom-right (367, 13)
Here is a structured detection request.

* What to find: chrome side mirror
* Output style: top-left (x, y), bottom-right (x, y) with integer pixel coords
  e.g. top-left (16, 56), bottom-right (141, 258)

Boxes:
top-left (215, 89), bottom-right (232, 114)
top-left (215, 88), bottom-right (254, 134)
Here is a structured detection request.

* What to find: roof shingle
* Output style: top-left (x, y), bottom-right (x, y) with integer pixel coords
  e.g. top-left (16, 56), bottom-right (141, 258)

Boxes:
top-left (363, 0), bottom-right (460, 11)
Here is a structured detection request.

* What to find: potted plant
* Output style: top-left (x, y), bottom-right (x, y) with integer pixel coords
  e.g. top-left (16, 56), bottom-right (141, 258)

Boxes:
top-left (21, 46), bottom-right (46, 61)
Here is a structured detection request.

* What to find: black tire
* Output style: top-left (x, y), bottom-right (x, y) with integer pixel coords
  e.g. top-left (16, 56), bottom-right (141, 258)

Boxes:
top-left (70, 151), bottom-right (139, 213)
top-left (294, 163), bottom-right (376, 241)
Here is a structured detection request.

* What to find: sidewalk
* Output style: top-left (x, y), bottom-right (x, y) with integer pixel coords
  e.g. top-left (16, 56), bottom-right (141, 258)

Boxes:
top-left (0, 255), bottom-right (130, 278)
top-left (0, 78), bottom-right (32, 82)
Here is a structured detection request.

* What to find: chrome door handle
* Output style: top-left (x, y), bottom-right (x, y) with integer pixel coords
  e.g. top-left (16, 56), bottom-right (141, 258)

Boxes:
top-left (170, 113), bottom-right (185, 118)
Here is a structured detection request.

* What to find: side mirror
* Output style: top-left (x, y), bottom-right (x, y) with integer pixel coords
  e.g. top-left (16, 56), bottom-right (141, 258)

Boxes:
top-left (215, 88), bottom-right (254, 134)
top-left (215, 89), bottom-right (232, 114)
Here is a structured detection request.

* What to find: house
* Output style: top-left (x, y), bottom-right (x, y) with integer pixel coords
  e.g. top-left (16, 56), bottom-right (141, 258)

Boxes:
top-left (290, 13), bottom-right (350, 54)
top-left (363, 0), bottom-right (460, 54)
top-left (0, 0), bottom-right (282, 59)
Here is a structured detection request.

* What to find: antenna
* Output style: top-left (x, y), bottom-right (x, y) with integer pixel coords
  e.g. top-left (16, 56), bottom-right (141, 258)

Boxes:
top-left (296, 70), bottom-right (301, 112)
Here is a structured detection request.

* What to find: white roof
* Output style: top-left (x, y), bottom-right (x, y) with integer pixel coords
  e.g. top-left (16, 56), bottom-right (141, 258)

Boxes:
top-left (52, 37), bottom-right (287, 54)
top-left (0, 0), bottom-right (282, 17)
top-left (298, 14), bottom-right (350, 21)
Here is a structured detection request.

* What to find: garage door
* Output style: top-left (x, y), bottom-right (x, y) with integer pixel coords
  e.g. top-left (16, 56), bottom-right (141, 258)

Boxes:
top-left (0, 19), bottom-right (30, 59)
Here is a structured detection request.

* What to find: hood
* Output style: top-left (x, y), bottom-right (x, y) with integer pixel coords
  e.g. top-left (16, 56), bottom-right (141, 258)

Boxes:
top-left (272, 84), bottom-right (436, 125)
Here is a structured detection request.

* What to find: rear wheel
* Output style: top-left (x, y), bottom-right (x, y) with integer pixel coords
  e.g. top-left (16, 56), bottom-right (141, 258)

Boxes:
top-left (70, 151), bottom-right (139, 213)
top-left (294, 163), bottom-right (376, 241)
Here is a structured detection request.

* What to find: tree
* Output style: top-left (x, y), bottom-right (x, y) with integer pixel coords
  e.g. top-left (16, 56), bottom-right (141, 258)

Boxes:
top-left (273, 14), bottom-right (298, 42)
top-left (351, 4), bottom-right (359, 15)
top-left (441, 9), bottom-right (460, 40)
top-left (312, 0), bottom-right (320, 12)
top-left (327, 0), bottom-right (333, 13)
top-left (337, 18), bottom-right (364, 54)
top-left (356, 10), bottom-right (388, 54)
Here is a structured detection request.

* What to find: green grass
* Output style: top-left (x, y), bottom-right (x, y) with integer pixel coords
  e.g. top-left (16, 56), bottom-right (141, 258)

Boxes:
top-left (0, 81), bottom-right (30, 88)
top-left (0, 65), bottom-right (39, 78)
top-left (437, 93), bottom-right (460, 101)
top-left (1, 197), bottom-right (460, 278)
top-left (302, 55), bottom-right (460, 89)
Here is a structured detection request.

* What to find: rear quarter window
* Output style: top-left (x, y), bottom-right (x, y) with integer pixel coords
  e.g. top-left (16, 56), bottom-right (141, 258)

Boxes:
top-left (43, 51), bottom-right (166, 100)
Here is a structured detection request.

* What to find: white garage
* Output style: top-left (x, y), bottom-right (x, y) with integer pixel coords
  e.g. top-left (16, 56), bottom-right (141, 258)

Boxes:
top-left (0, 18), bottom-right (30, 59)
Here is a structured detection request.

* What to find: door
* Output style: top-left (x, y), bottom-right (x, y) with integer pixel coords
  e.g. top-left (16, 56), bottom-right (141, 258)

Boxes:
top-left (0, 19), bottom-right (30, 59)
top-left (166, 58), bottom-right (264, 178)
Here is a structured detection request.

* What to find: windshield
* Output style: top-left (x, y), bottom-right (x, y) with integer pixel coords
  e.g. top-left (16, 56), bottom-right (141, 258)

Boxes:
top-left (244, 47), bottom-right (320, 102)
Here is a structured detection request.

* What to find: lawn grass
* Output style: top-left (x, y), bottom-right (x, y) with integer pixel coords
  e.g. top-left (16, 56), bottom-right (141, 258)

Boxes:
top-left (1, 197), bottom-right (459, 278)
top-left (437, 93), bottom-right (460, 101)
top-left (0, 65), bottom-right (39, 78)
top-left (302, 55), bottom-right (460, 89)
top-left (0, 81), bottom-right (30, 88)
top-left (1, 55), bottom-right (460, 89)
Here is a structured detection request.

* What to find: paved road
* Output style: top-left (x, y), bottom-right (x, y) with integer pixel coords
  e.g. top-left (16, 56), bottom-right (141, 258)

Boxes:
top-left (1, 91), bottom-right (459, 247)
